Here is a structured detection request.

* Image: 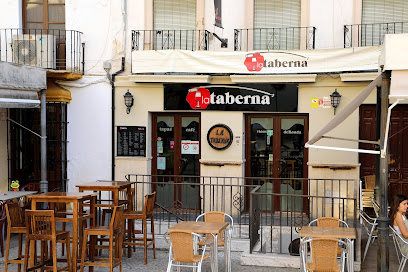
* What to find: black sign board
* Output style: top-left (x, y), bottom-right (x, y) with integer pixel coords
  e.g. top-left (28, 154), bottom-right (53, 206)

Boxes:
top-left (164, 83), bottom-right (298, 112)
top-left (117, 126), bottom-right (146, 157)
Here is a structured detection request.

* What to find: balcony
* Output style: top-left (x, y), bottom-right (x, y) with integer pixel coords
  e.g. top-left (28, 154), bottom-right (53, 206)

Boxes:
top-left (344, 22), bottom-right (408, 48)
top-left (0, 28), bottom-right (84, 74)
top-left (234, 27), bottom-right (316, 51)
top-left (131, 29), bottom-right (210, 51)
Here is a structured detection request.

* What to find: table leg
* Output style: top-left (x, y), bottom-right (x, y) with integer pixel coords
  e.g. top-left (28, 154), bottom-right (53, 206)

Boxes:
top-left (213, 234), bottom-right (219, 272)
top-left (73, 201), bottom-right (79, 272)
top-left (225, 230), bottom-right (231, 272)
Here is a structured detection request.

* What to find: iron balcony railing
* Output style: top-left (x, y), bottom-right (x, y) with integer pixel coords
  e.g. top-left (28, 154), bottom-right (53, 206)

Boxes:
top-left (344, 22), bottom-right (408, 48)
top-left (115, 175), bottom-right (357, 255)
top-left (0, 28), bottom-right (84, 73)
top-left (234, 27), bottom-right (316, 51)
top-left (131, 29), bottom-right (210, 51)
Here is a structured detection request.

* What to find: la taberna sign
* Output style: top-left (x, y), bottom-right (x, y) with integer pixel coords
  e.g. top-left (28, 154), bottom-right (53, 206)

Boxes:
top-left (164, 83), bottom-right (298, 112)
top-left (207, 124), bottom-right (233, 150)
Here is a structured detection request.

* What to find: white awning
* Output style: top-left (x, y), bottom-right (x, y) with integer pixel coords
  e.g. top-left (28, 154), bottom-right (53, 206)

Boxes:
top-left (0, 62), bottom-right (46, 108)
top-left (305, 73), bottom-right (383, 154)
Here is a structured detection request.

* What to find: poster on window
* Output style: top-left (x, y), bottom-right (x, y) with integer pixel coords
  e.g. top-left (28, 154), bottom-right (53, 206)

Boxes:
top-left (181, 140), bottom-right (199, 154)
top-left (214, 0), bottom-right (222, 28)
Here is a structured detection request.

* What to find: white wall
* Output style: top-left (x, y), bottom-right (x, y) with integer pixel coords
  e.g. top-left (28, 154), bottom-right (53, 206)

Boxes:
top-left (309, 0), bottom-right (354, 49)
top-left (0, 0), bottom-right (22, 28)
top-left (65, 78), bottom-right (112, 192)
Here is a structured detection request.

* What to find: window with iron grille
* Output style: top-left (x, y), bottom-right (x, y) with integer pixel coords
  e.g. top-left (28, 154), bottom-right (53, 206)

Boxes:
top-left (8, 102), bottom-right (67, 191)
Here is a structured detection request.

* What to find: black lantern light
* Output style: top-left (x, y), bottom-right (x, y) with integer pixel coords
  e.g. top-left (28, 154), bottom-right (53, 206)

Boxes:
top-left (330, 89), bottom-right (341, 115)
top-left (123, 90), bottom-right (134, 114)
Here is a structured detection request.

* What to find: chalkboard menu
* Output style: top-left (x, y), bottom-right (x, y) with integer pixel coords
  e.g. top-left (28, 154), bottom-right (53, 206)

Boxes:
top-left (117, 126), bottom-right (146, 157)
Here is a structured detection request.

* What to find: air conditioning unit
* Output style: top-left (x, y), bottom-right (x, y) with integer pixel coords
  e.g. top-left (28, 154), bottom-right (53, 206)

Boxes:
top-left (12, 34), bottom-right (56, 69)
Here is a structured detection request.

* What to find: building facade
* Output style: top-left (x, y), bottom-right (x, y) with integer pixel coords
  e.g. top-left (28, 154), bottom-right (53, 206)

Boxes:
top-left (0, 0), bottom-right (407, 213)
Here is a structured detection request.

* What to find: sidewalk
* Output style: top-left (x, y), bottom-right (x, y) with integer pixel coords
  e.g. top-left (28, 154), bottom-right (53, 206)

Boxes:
top-left (0, 233), bottom-right (297, 272)
top-left (0, 230), bottom-right (403, 271)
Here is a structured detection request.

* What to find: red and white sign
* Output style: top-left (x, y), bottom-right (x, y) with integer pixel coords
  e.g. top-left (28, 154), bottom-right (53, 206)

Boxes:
top-left (181, 140), bottom-right (199, 154)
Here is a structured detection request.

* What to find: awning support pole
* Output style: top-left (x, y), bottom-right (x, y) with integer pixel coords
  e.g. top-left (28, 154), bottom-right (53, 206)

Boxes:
top-left (40, 89), bottom-right (48, 195)
top-left (378, 71), bottom-right (390, 272)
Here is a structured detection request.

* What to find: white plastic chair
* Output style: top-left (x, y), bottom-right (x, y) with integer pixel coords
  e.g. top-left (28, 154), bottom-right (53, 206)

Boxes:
top-left (389, 225), bottom-right (408, 271)
top-left (166, 231), bottom-right (209, 272)
top-left (357, 209), bottom-right (377, 261)
top-left (195, 212), bottom-right (233, 272)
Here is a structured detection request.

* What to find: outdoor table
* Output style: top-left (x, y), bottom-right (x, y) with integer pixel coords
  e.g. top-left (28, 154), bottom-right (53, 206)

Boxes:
top-left (0, 191), bottom-right (37, 204)
top-left (298, 226), bottom-right (356, 272)
top-left (169, 221), bottom-right (230, 272)
top-left (27, 192), bottom-right (96, 271)
top-left (76, 181), bottom-right (135, 211)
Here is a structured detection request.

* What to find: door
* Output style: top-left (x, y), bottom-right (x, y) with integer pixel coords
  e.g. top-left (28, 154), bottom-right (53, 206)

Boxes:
top-left (360, 105), bottom-right (408, 196)
top-left (152, 113), bottom-right (200, 209)
top-left (245, 114), bottom-right (308, 212)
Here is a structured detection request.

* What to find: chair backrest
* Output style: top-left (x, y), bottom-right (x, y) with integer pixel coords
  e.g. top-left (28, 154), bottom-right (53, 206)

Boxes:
top-left (169, 230), bottom-right (195, 263)
top-left (6, 202), bottom-right (24, 228)
top-left (364, 175), bottom-right (376, 189)
top-left (196, 211), bottom-right (234, 228)
top-left (21, 182), bottom-right (40, 192)
top-left (310, 238), bottom-right (340, 271)
top-left (110, 205), bottom-right (124, 233)
top-left (317, 217), bottom-right (343, 227)
top-left (25, 210), bottom-right (56, 238)
top-left (143, 192), bottom-right (156, 216)
top-left (370, 197), bottom-right (380, 217)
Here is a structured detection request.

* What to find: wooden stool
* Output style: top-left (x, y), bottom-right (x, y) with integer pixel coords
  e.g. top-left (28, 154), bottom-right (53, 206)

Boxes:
top-left (122, 192), bottom-right (156, 264)
top-left (23, 210), bottom-right (71, 272)
top-left (80, 205), bottom-right (124, 272)
top-left (5, 203), bottom-right (26, 272)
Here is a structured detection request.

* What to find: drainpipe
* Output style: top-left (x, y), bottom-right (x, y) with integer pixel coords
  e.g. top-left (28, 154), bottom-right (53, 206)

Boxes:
top-left (40, 89), bottom-right (48, 194)
top-left (110, 0), bottom-right (127, 180)
top-left (111, 57), bottom-right (125, 181)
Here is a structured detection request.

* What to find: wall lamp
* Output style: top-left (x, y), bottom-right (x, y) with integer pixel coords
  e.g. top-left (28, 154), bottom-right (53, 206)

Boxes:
top-left (123, 90), bottom-right (134, 114)
top-left (330, 89), bottom-right (341, 115)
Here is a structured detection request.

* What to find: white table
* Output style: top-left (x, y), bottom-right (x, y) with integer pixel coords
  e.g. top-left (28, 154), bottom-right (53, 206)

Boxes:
top-left (0, 191), bottom-right (37, 204)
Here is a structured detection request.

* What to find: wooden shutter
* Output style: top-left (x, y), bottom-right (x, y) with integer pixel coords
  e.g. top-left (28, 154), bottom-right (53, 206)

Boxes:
top-left (253, 0), bottom-right (301, 50)
top-left (154, 0), bottom-right (196, 30)
top-left (153, 0), bottom-right (196, 49)
top-left (362, 0), bottom-right (408, 45)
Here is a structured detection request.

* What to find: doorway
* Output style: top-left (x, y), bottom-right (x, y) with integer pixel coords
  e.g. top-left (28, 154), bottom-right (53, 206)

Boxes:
top-left (152, 113), bottom-right (200, 209)
top-left (245, 114), bottom-right (308, 212)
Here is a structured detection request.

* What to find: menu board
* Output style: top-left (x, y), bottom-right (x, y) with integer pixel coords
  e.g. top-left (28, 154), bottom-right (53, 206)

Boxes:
top-left (117, 126), bottom-right (146, 157)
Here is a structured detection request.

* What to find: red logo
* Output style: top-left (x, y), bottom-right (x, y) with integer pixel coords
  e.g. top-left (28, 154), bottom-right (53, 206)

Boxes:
top-left (186, 87), bottom-right (210, 109)
top-left (244, 53), bottom-right (264, 72)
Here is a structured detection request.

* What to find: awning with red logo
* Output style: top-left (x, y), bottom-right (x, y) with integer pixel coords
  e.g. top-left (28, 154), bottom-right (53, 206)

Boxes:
top-left (131, 46), bottom-right (381, 74)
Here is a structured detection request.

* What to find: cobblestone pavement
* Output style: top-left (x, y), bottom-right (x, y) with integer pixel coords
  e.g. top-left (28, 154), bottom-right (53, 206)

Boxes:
top-left (0, 233), bottom-right (297, 272)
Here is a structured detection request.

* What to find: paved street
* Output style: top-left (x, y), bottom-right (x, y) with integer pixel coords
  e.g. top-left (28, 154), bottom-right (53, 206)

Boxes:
top-left (0, 230), bottom-right (403, 271)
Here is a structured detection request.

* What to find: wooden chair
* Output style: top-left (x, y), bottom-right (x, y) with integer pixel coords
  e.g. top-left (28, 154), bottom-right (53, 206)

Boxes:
top-left (122, 192), bottom-right (156, 264)
top-left (0, 202), bottom-right (7, 257)
top-left (5, 203), bottom-right (26, 272)
top-left (23, 210), bottom-right (71, 272)
top-left (102, 188), bottom-right (135, 225)
top-left (167, 230), bottom-right (210, 272)
top-left (301, 238), bottom-right (346, 272)
top-left (20, 182), bottom-right (41, 216)
top-left (80, 205), bottom-right (124, 272)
